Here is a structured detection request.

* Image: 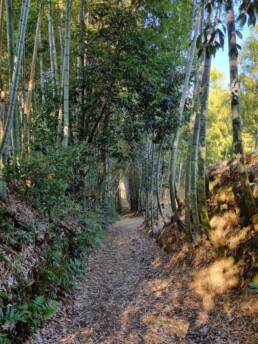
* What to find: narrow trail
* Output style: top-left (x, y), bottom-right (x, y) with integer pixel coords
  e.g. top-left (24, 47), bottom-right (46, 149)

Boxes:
top-left (29, 216), bottom-right (258, 344)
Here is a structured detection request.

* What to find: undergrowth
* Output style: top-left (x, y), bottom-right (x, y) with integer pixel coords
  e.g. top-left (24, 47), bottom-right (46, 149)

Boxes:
top-left (0, 146), bottom-right (119, 343)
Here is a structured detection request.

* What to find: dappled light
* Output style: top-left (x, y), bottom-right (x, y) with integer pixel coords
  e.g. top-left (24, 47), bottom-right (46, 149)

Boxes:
top-left (190, 257), bottom-right (239, 311)
top-left (1, 0), bottom-right (258, 342)
top-left (27, 214), bottom-right (258, 343)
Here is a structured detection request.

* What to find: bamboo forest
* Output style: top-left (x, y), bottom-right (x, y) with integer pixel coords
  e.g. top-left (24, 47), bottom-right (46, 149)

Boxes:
top-left (0, 0), bottom-right (258, 343)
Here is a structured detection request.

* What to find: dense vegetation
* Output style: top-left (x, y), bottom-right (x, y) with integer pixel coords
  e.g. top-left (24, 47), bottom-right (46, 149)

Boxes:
top-left (0, 0), bottom-right (257, 342)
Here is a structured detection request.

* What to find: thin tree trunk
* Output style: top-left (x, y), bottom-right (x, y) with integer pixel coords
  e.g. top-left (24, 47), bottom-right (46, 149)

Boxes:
top-left (6, 0), bottom-right (21, 158)
top-left (56, 0), bottom-right (64, 79)
top-left (197, 8), bottom-right (214, 235)
top-left (185, 3), bottom-right (205, 241)
top-left (190, 45), bottom-right (205, 242)
top-left (48, 0), bottom-right (57, 97)
top-left (191, 112), bottom-right (201, 241)
top-left (0, 0), bottom-right (5, 89)
top-left (176, 144), bottom-right (184, 191)
top-left (56, 1), bottom-right (64, 136)
top-left (38, 29), bottom-right (46, 109)
top-left (62, 0), bottom-right (72, 148)
top-left (146, 191), bottom-right (149, 227)
top-left (0, 91), bottom-right (5, 200)
top-left (0, 0), bottom-right (31, 201)
top-left (150, 140), bottom-right (155, 233)
top-left (156, 142), bottom-right (167, 225)
top-left (0, 91), bottom-right (5, 139)
top-left (225, 0), bottom-right (258, 230)
top-left (77, 0), bottom-right (85, 137)
top-left (23, 6), bottom-right (42, 155)
top-left (169, 0), bottom-right (200, 220)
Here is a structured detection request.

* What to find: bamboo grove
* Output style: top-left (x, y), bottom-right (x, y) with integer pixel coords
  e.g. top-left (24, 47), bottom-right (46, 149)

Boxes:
top-left (0, 0), bottom-right (257, 243)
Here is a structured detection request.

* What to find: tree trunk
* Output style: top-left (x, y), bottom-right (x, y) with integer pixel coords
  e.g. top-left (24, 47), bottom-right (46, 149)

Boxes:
top-left (191, 112), bottom-right (201, 241)
top-left (23, 6), bottom-right (42, 155)
top-left (156, 142), bottom-right (167, 225)
top-left (56, 0), bottom-right (64, 80)
top-left (48, 0), bottom-right (57, 97)
top-left (185, 3), bottom-right (205, 242)
top-left (38, 29), bottom-right (46, 110)
top-left (150, 140), bottom-right (155, 233)
top-left (197, 9), bottom-right (214, 235)
top-left (225, 0), bottom-right (258, 230)
top-left (169, 0), bottom-right (200, 220)
top-left (0, 0), bottom-right (31, 201)
top-left (6, 0), bottom-right (21, 158)
top-left (0, 0), bottom-right (4, 89)
top-left (62, 0), bottom-right (72, 148)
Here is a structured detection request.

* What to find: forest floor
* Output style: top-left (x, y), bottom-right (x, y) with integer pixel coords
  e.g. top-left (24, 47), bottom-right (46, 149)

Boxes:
top-left (27, 214), bottom-right (258, 344)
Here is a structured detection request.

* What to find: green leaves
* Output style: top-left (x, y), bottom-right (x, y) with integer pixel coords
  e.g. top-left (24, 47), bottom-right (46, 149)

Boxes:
top-left (0, 297), bottom-right (59, 340)
top-left (228, 44), bottom-right (241, 58)
top-left (238, 0), bottom-right (258, 27)
top-left (248, 282), bottom-right (258, 293)
top-left (236, 30), bottom-right (243, 39)
top-left (197, 18), bottom-right (225, 59)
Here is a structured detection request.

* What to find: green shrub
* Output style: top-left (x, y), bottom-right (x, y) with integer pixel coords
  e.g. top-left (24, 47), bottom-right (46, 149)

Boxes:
top-left (0, 296), bottom-right (59, 342)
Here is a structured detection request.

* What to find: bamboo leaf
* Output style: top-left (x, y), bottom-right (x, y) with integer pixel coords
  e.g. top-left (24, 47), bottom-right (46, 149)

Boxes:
top-left (237, 12), bottom-right (247, 27)
top-left (235, 30), bottom-right (243, 39)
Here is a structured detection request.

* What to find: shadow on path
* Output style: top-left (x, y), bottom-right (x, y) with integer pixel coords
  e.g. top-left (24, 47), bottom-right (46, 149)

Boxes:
top-left (29, 216), bottom-right (258, 344)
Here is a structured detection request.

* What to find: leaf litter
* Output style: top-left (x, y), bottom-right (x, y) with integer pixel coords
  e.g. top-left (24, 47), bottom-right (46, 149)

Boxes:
top-left (28, 213), bottom-right (258, 343)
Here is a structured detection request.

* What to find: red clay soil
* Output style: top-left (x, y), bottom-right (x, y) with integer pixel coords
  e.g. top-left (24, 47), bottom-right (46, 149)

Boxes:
top-left (27, 215), bottom-right (258, 344)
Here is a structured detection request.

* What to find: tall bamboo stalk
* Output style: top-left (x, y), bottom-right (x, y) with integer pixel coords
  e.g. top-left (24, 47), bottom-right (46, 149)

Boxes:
top-left (23, 6), bottom-right (43, 155)
top-left (38, 29), bottom-right (46, 109)
top-left (197, 5), bottom-right (222, 234)
top-left (56, 0), bottom-right (64, 78)
top-left (77, 0), bottom-right (85, 137)
top-left (169, 0), bottom-right (200, 220)
top-left (191, 112), bottom-right (201, 240)
top-left (6, 0), bottom-right (21, 158)
top-left (150, 140), bottom-right (155, 233)
top-left (62, 0), bottom-right (72, 148)
top-left (48, 0), bottom-right (57, 97)
top-left (0, 0), bottom-right (31, 201)
top-left (156, 142), bottom-right (167, 225)
top-left (225, 0), bottom-right (258, 230)
top-left (185, 2), bottom-right (205, 241)
top-left (0, 0), bottom-right (5, 89)
top-left (197, 8), bottom-right (214, 235)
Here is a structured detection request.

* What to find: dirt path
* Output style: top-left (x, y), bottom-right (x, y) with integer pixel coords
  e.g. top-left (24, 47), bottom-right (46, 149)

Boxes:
top-left (29, 216), bottom-right (258, 344)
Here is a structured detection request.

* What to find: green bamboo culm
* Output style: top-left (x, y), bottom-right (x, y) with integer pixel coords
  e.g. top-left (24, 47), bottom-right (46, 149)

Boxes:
top-left (6, 0), bottom-right (21, 158)
top-left (169, 0), bottom-right (200, 221)
top-left (0, 0), bottom-right (4, 90)
top-left (23, 5), bottom-right (43, 156)
top-left (0, 0), bottom-right (31, 202)
top-left (62, 0), bottom-right (72, 148)
top-left (38, 29), bottom-right (46, 109)
top-left (185, 2), bottom-right (204, 241)
top-left (197, 9), bottom-right (214, 236)
top-left (185, 65), bottom-right (202, 242)
top-left (47, 0), bottom-right (57, 98)
top-left (150, 140), bottom-right (155, 233)
top-left (191, 111), bottom-right (201, 241)
top-left (156, 142), bottom-right (167, 226)
top-left (225, 0), bottom-right (258, 231)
